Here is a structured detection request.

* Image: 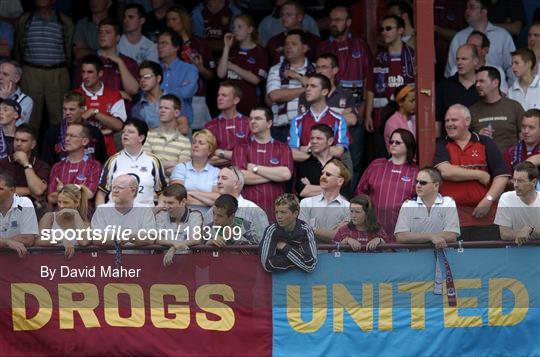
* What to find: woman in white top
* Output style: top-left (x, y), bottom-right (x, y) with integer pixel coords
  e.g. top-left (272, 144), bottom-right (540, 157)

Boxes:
top-left (37, 185), bottom-right (91, 258)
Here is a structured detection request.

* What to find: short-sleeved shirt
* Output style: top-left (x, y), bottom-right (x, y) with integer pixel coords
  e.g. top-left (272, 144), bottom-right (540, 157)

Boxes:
top-left (91, 201), bottom-right (156, 237)
top-left (294, 155), bottom-right (328, 196)
top-left (0, 155), bottom-right (49, 188)
top-left (298, 87), bottom-right (357, 119)
top-left (204, 113), bottom-right (250, 151)
top-left (170, 161), bottom-right (219, 193)
top-left (155, 208), bottom-right (204, 246)
top-left (355, 158), bottom-right (418, 236)
top-left (131, 93), bottom-right (160, 129)
top-left (494, 191), bottom-right (540, 230)
top-left (507, 75), bottom-right (540, 111)
top-left (0, 194), bottom-right (38, 238)
top-left (316, 34), bottom-right (372, 103)
top-left (232, 138), bottom-right (293, 221)
top-left (12, 87), bottom-right (33, 127)
top-left (266, 31), bottom-right (320, 66)
top-left (48, 158), bottom-right (101, 195)
top-left (23, 12), bottom-right (66, 65)
top-left (98, 149), bottom-right (167, 207)
top-left (160, 58), bottom-right (198, 124)
top-left (433, 132), bottom-right (510, 208)
top-left (117, 34), bottom-right (158, 64)
top-left (226, 45), bottom-right (269, 115)
top-left (76, 83), bottom-right (127, 129)
top-left (289, 106), bottom-right (349, 149)
top-left (394, 195), bottom-right (461, 236)
top-left (435, 74), bottom-right (480, 123)
top-left (74, 52), bottom-right (139, 93)
top-left (469, 97), bottom-right (524, 152)
top-left (178, 36), bottom-right (215, 97)
top-left (334, 223), bottom-right (388, 243)
top-left (143, 129), bottom-right (191, 167)
top-left (299, 193), bottom-right (350, 233)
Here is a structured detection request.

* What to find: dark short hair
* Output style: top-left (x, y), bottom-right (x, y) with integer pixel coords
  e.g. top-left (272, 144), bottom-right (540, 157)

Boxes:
top-left (388, 1), bottom-right (414, 25)
top-left (159, 28), bottom-right (182, 47)
top-left (468, 30), bottom-right (490, 48)
top-left (514, 161), bottom-right (539, 181)
top-left (219, 81), bottom-right (243, 100)
top-left (160, 93), bottom-right (182, 111)
top-left (162, 183), bottom-right (188, 202)
top-left (139, 60), bottom-right (163, 82)
top-left (0, 173), bottom-right (16, 188)
top-left (419, 166), bottom-right (443, 184)
top-left (275, 193), bottom-right (300, 213)
top-left (390, 128), bottom-right (416, 165)
top-left (98, 18), bottom-right (120, 35)
top-left (511, 48), bottom-right (537, 71)
top-left (523, 109), bottom-right (540, 124)
top-left (286, 28), bottom-right (308, 45)
top-left (311, 123), bottom-right (334, 139)
top-left (214, 194), bottom-right (238, 217)
top-left (15, 123), bottom-right (37, 140)
top-left (477, 65), bottom-right (501, 91)
top-left (308, 73), bottom-right (331, 92)
top-left (81, 54), bottom-right (104, 72)
top-left (282, 0), bottom-right (305, 16)
top-left (125, 3), bottom-right (146, 19)
top-left (382, 14), bottom-right (405, 29)
top-left (317, 53), bottom-right (338, 68)
top-left (251, 107), bottom-right (273, 122)
top-left (124, 118), bottom-right (149, 144)
top-left (349, 195), bottom-right (380, 232)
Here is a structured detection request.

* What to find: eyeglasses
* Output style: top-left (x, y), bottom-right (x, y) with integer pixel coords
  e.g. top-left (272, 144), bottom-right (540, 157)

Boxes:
top-left (140, 74), bottom-right (155, 80)
top-left (380, 26), bottom-right (396, 32)
top-left (511, 178), bottom-right (532, 185)
top-left (228, 166), bottom-right (241, 181)
top-left (389, 140), bottom-right (403, 146)
top-left (415, 179), bottom-right (433, 186)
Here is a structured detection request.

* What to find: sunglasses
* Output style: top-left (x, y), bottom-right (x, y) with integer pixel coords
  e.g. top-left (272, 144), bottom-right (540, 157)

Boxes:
top-left (380, 26), bottom-right (396, 32)
top-left (389, 140), bottom-right (403, 146)
top-left (321, 171), bottom-right (341, 178)
top-left (415, 179), bottom-right (433, 186)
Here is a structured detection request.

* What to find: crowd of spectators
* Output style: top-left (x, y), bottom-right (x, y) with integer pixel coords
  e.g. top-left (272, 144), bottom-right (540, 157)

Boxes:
top-left (0, 0), bottom-right (539, 274)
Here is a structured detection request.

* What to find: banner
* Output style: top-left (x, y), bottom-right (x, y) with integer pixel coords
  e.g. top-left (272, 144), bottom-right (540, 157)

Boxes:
top-left (0, 253), bottom-right (272, 356)
top-left (272, 247), bottom-right (540, 357)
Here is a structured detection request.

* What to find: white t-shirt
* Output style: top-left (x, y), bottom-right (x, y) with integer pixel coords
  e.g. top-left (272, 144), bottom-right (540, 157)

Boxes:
top-left (0, 194), bottom-right (38, 239)
top-left (494, 191), bottom-right (540, 230)
top-left (118, 34), bottom-right (159, 64)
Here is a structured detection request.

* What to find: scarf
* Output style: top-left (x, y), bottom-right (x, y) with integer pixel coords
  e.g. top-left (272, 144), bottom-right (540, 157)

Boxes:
top-left (373, 44), bottom-right (416, 98)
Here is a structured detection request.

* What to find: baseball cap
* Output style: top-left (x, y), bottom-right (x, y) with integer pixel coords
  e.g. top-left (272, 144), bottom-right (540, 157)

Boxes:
top-left (0, 99), bottom-right (21, 118)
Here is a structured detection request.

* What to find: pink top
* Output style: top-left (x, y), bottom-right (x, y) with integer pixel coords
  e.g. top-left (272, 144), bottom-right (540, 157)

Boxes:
top-left (384, 111), bottom-right (416, 152)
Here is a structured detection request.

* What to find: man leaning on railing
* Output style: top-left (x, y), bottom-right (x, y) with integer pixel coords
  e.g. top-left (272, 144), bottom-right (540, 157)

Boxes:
top-left (496, 161), bottom-right (540, 245)
top-left (394, 167), bottom-right (460, 249)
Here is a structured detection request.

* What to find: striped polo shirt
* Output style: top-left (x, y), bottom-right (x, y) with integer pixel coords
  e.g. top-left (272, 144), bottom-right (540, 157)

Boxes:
top-left (143, 128), bottom-right (191, 167)
top-left (23, 12), bottom-right (65, 65)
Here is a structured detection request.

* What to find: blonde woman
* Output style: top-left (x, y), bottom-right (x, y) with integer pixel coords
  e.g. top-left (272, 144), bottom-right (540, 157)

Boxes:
top-left (171, 129), bottom-right (220, 213)
top-left (37, 185), bottom-right (91, 258)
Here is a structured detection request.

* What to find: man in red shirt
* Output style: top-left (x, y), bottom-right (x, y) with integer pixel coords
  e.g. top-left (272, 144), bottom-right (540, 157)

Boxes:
top-left (232, 107), bottom-right (293, 221)
top-left (205, 82), bottom-right (250, 166)
top-left (434, 104), bottom-right (510, 240)
top-left (76, 55), bottom-right (127, 157)
top-left (47, 123), bottom-right (101, 207)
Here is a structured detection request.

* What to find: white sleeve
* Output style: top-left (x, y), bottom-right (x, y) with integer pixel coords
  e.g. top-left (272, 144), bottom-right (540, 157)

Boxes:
top-left (110, 98), bottom-right (127, 121)
top-left (91, 206), bottom-right (107, 231)
top-left (19, 206), bottom-right (39, 235)
top-left (442, 199), bottom-right (461, 235)
top-left (266, 64), bottom-right (282, 94)
top-left (394, 202), bottom-right (411, 234)
top-left (494, 194), bottom-right (513, 228)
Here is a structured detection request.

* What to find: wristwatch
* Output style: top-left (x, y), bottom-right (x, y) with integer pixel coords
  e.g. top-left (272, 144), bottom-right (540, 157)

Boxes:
top-left (307, 146), bottom-right (312, 155)
top-left (252, 165), bottom-right (259, 173)
top-left (218, 150), bottom-right (225, 159)
top-left (24, 164), bottom-right (33, 170)
top-left (485, 194), bottom-right (494, 202)
top-left (93, 108), bottom-right (99, 116)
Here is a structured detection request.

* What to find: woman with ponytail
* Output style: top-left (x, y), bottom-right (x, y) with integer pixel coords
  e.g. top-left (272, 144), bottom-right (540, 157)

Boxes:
top-left (383, 84), bottom-right (416, 152)
top-left (334, 195), bottom-right (387, 251)
top-left (217, 14), bottom-right (269, 115)
top-left (37, 184), bottom-right (91, 258)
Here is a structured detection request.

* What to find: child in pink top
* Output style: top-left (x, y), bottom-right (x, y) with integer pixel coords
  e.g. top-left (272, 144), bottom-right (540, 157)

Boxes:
top-left (384, 85), bottom-right (416, 152)
top-left (334, 195), bottom-right (387, 251)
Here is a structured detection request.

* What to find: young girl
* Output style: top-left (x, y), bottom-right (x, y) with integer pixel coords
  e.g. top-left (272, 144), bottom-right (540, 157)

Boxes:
top-left (37, 185), bottom-right (91, 258)
top-left (383, 84), bottom-right (416, 152)
top-left (217, 14), bottom-right (269, 115)
top-left (334, 195), bottom-right (387, 251)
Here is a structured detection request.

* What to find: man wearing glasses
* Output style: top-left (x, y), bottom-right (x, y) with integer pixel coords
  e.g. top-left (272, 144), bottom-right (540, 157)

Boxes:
top-left (395, 167), bottom-right (460, 249)
top-left (496, 161), bottom-right (540, 245)
top-left (299, 158), bottom-right (350, 243)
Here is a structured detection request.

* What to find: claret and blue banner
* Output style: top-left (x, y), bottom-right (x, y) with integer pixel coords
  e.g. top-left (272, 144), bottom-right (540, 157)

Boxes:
top-left (0, 247), bottom-right (539, 356)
